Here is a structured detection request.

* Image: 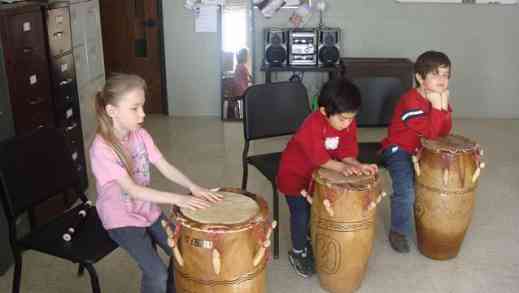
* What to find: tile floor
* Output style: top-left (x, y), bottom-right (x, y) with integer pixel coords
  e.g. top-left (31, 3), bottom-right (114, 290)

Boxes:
top-left (1, 116), bottom-right (518, 293)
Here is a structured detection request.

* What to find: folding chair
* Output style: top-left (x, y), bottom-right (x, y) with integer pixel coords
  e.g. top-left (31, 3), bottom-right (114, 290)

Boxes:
top-left (241, 82), bottom-right (311, 259)
top-left (0, 127), bottom-right (118, 293)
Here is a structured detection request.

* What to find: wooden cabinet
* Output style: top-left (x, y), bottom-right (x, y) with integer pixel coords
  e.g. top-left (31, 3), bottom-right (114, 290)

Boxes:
top-left (0, 1), bottom-right (91, 225)
top-left (44, 1), bottom-right (88, 191)
top-left (0, 2), bottom-right (54, 136)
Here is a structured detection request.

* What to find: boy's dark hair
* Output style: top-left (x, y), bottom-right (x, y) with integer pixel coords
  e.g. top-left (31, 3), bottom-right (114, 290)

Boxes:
top-left (318, 78), bottom-right (361, 117)
top-left (414, 50), bottom-right (451, 85)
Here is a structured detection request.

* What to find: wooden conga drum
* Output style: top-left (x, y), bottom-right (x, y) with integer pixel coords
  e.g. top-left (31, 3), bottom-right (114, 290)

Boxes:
top-left (310, 169), bottom-right (385, 293)
top-left (163, 188), bottom-right (275, 293)
top-left (413, 135), bottom-right (485, 260)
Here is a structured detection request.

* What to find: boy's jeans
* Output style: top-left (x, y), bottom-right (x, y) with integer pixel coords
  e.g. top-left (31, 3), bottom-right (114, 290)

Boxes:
top-left (285, 195), bottom-right (311, 251)
top-left (108, 214), bottom-right (174, 293)
top-left (382, 146), bottom-right (416, 236)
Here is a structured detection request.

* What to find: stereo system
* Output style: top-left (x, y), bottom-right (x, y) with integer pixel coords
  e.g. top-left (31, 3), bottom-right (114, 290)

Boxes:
top-left (264, 27), bottom-right (341, 67)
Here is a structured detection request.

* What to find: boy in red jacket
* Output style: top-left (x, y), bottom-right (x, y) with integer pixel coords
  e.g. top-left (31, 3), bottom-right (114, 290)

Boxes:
top-left (277, 78), bottom-right (377, 278)
top-left (380, 51), bottom-right (452, 253)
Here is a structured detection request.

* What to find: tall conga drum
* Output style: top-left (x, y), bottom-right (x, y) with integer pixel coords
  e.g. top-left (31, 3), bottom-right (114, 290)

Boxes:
top-left (413, 135), bottom-right (485, 260)
top-left (310, 168), bottom-right (385, 293)
top-left (164, 188), bottom-right (275, 293)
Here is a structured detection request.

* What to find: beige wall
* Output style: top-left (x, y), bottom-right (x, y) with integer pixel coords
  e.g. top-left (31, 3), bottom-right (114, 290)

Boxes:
top-left (164, 0), bottom-right (519, 118)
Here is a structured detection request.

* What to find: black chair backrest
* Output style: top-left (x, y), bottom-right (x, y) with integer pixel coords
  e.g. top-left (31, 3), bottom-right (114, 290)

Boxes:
top-left (0, 127), bottom-right (80, 219)
top-left (243, 82), bottom-right (311, 141)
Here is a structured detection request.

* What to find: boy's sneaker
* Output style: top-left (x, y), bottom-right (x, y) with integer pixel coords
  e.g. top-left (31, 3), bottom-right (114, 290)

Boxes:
top-left (288, 250), bottom-right (314, 278)
top-left (305, 243), bottom-right (316, 274)
top-left (389, 230), bottom-right (410, 253)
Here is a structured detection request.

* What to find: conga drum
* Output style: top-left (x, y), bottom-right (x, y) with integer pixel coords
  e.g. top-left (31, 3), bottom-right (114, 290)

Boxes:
top-left (163, 188), bottom-right (275, 293)
top-left (310, 168), bottom-right (385, 293)
top-left (413, 134), bottom-right (485, 260)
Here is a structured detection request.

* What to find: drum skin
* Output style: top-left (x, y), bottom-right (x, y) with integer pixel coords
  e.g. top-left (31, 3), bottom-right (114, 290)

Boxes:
top-left (170, 188), bottom-right (269, 293)
top-left (414, 141), bottom-right (478, 260)
top-left (311, 172), bottom-right (381, 293)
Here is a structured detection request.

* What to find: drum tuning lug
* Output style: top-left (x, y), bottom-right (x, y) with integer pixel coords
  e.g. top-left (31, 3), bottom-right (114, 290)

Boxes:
top-left (472, 167), bottom-right (481, 183)
top-left (412, 156), bottom-right (421, 176)
top-left (212, 249), bottom-right (221, 275)
top-left (271, 221), bottom-right (278, 230)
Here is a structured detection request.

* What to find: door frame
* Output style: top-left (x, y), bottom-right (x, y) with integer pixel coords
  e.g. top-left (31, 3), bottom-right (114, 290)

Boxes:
top-left (157, 0), bottom-right (169, 114)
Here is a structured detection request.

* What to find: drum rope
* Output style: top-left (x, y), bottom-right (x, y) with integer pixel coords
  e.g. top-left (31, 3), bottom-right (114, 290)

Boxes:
top-left (175, 261), bottom-right (267, 287)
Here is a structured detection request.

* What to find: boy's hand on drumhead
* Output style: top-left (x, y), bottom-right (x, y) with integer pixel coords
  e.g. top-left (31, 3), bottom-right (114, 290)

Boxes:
top-left (190, 185), bottom-right (223, 203)
top-left (360, 164), bottom-right (378, 175)
top-left (341, 164), bottom-right (361, 176)
top-left (175, 194), bottom-right (212, 210)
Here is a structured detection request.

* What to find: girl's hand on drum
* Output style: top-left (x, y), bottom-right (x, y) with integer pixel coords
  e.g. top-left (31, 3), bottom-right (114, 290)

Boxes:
top-left (174, 194), bottom-right (212, 210)
top-left (189, 185), bottom-right (223, 203)
top-left (360, 164), bottom-right (378, 175)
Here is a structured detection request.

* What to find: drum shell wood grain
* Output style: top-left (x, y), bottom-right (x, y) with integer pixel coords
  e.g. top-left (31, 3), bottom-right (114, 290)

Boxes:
top-left (171, 189), bottom-right (269, 293)
top-left (311, 177), bottom-right (380, 293)
top-left (414, 149), bottom-right (477, 260)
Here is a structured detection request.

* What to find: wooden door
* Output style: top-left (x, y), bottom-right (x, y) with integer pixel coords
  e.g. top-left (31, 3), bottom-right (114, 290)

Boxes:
top-left (99, 0), bottom-right (167, 114)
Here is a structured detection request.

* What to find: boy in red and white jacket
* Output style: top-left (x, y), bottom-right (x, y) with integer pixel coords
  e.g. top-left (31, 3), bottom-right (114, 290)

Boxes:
top-left (277, 78), bottom-right (377, 278)
top-left (380, 51), bottom-right (452, 253)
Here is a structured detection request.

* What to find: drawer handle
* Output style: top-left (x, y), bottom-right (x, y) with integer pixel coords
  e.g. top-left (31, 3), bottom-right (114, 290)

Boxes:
top-left (28, 97), bottom-right (44, 105)
top-left (53, 31), bottom-right (64, 39)
top-left (66, 122), bottom-right (77, 131)
top-left (23, 47), bottom-right (34, 54)
top-left (60, 79), bottom-right (73, 86)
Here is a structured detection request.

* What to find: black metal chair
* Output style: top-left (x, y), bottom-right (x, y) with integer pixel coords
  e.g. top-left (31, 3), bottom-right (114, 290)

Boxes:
top-left (358, 142), bottom-right (383, 166)
top-left (241, 82), bottom-right (311, 259)
top-left (0, 127), bottom-right (118, 293)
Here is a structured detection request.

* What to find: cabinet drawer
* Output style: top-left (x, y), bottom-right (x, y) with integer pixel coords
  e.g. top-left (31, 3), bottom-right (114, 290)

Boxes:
top-left (51, 53), bottom-right (76, 89)
top-left (8, 11), bottom-right (47, 59)
top-left (46, 7), bottom-right (72, 57)
top-left (13, 106), bottom-right (54, 135)
top-left (55, 103), bottom-right (80, 128)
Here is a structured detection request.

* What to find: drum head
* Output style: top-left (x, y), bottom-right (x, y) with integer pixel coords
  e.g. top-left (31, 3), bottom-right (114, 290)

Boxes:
top-left (314, 168), bottom-right (378, 190)
top-left (181, 191), bottom-right (259, 225)
top-left (421, 134), bottom-right (477, 153)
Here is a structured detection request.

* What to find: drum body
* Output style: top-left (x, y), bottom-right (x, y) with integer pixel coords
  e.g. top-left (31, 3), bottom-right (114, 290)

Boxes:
top-left (169, 189), bottom-right (271, 293)
top-left (414, 135), bottom-right (483, 260)
top-left (311, 169), bottom-right (383, 293)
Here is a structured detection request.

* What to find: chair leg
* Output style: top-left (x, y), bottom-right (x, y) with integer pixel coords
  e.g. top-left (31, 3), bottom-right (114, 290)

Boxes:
top-left (272, 183), bottom-right (280, 259)
top-left (12, 251), bottom-right (22, 293)
top-left (241, 164), bottom-right (248, 190)
top-left (83, 263), bottom-right (101, 293)
top-left (78, 264), bottom-right (85, 276)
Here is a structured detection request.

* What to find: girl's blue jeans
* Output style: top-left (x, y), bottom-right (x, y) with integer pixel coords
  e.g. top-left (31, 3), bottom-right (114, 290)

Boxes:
top-left (108, 213), bottom-right (174, 293)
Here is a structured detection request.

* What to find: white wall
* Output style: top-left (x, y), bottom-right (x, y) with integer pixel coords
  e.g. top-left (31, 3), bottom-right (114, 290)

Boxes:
top-left (165, 0), bottom-right (519, 118)
top-left (163, 1), bottom-right (221, 116)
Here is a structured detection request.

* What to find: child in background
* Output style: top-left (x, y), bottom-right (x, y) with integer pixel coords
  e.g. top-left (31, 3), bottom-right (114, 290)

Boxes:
top-left (277, 78), bottom-right (378, 278)
top-left (90, 73), bottom-right (221, 293)
top-left (380, 51), bottom-right (452, 253)
top-left (232, 47), bottom-right (252, 97)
